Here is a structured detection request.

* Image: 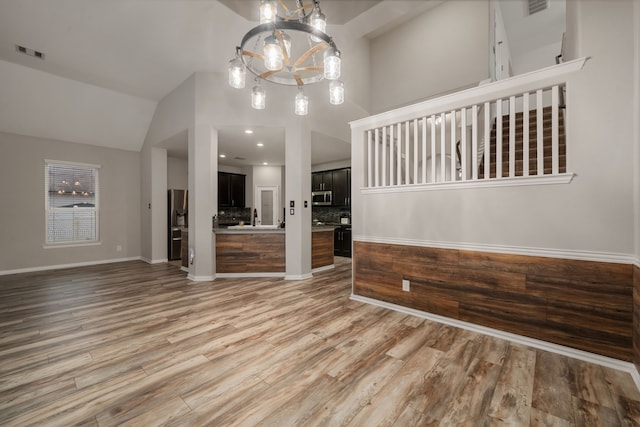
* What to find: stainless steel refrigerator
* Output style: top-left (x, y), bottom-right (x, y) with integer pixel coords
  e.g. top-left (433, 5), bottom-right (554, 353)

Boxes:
top-left (168, 189), bottom-right (188, 260)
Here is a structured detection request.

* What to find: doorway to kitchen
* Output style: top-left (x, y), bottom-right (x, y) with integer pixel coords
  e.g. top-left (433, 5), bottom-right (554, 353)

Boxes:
top-left (255, 185), bottom-right (279, 226)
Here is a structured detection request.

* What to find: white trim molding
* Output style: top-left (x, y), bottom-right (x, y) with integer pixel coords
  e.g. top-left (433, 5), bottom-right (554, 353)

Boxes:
top-left (351, 294), bottom-right (640, 386)
top-left (187, 274), bottom-right (215, 282)
top-left (215, 272), bottom-right (286, 279)
top-left (141, 257), bottom-right (168, 265)
top-left (285, 273), bottom-right (314, 281)
top-left (353, 236), bottom-right (635, 265)
top-left (361, 173), bottom-right (574, 194)
top-left (0, 256), bottom-right (142, 276)
top-left (312, 264), bottom-right (335, 274)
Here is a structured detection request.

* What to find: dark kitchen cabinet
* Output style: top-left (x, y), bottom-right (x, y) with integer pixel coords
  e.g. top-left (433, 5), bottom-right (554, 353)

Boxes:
top-left (332, 168), bottom-right (350, 207)
top-left (334, 226), bottom-right (352, 258)
top-left (218, 172), bottom-right (245, 208)
top-left (312, 171), bottom-right (333, 191)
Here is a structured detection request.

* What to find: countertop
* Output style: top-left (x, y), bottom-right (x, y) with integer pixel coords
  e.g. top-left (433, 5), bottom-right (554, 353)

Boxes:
top-left (214, 225), bottom-right (337, 234)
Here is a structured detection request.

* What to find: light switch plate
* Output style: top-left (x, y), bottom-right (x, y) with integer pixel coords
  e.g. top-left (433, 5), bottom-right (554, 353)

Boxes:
top-left (402, 279), bottom-right (410, 292)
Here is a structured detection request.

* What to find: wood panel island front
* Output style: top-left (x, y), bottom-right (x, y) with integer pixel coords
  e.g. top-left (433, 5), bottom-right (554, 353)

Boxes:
top-left (212, 226), bottom-right (336, 276)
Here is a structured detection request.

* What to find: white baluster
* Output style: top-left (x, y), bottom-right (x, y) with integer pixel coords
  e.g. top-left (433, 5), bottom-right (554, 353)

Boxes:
top-left (461, 107), bottom-right (467, 181)
top-left (413, 119), bottom-right (418, 185)
top-left (397, 121), bottom-right (402, 184)
top-left (374, 128), bottom-right (380, 187)
top-left (389, 125), bottom-right (395, 186)
top-left (422, 117), bottom-right (427, 184)
top-left (509, 95), bottom-right (516, 178)
top-left (460, 104), bottom-right (478, 181)
top-left (484, 101), bottom-right (490, 179)
top-left (523, 92), bottom-right (530, 177)
top-left (382, 126), bottom-right (387, 187)
top-left (367, 130), bottom-right (372, 187)
top-left (537, 89), bottom-right (543, 175)
top-left (496, 99), bottom-right (503, 178)
top-left (430, 115), bottom-right (436, 183)
top-left (552, 85), bottom-right (559, 174)
top-left (451, 110), bottom-right (456, 182)
top-left (440, 112), bottom-right (446, 183)
top-left (405, 121), bottom-right (410, 185)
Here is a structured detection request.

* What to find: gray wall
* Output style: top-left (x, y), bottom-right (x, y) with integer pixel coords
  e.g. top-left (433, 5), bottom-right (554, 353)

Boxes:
top-left (369, 0), bottom-right (490, 113)
top-left (0, 131), bottom-right (141, 272)
top-left (167, 156), bottom-right (188, 190)
top-left (352, 0), bottom-right (637, 258)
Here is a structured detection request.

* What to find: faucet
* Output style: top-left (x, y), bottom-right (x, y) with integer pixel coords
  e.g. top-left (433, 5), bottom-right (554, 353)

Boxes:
top-left (252, 208), bottom-right (257, 226)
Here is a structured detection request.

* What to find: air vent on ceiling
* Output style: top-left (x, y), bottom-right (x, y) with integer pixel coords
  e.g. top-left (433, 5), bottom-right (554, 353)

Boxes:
top-left (16, 44), bottom-right (45, 59)
top-left (233, 157), bottom-right (246, 161)
top-left (528, 0), bottom-right (548, 16)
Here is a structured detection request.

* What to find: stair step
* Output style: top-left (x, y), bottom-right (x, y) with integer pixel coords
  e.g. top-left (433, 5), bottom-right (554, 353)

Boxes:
top-left (478, 106), bottom-right (566, 179)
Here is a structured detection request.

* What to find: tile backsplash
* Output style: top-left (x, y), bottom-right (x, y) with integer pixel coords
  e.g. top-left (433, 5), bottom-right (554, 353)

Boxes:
top-left (217, 207), bottom-right (252, 225)
top-left (312, 206), bottom-right (351, 224)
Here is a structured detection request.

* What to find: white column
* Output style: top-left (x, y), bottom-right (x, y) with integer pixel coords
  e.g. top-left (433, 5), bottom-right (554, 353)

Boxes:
top-left (285, 119), bottom-right (312, 280)
top-left (150, 147), bottom-right (167, 263)
top-left (187, 125), bottom-right (217, 281)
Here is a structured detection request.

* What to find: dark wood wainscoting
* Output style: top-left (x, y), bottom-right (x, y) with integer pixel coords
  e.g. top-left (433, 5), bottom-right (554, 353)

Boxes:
top-left (216, 233), bottom-right (285, 273)
top-left (634, 264), bottom-right (640, 370)
top-left (353, 241), bottom-right (633, 361)
top-left (312, 230), bottom-right (334, 269)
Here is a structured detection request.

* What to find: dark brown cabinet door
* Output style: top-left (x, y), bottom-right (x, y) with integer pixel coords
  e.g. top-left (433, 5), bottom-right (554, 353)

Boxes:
top-left (332, 168), bottom-right (350, 207)
top-left (230, 174), bottom-right (245, 207)
top-left (218, 173), bottom-right (231, 207)
top-left (312, 171), bottom-right (333, 191)
top-left (334, 226), bottom-right (352, 257)
top-left (218, 172), bottom-right (245, 208)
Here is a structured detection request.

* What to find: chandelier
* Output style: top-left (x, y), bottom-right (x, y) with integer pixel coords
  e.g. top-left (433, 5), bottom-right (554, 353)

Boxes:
top-left (227, 0), bottom-right (344, 115)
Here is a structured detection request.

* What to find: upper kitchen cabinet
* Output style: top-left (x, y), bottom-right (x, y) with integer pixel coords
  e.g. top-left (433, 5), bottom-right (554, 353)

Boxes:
top-left (312, 171), bottom-right (333, 192)
top-left (218, 172), bottom-right (245, 208)
top-left (332, 168), bottom-right (350, 207)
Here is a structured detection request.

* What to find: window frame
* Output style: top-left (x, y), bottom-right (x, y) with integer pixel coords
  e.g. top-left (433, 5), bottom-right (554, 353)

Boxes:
top-left (44, 159), bottom-right (101, 247)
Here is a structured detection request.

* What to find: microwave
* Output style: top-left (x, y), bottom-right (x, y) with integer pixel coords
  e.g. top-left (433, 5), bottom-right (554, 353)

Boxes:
top-left (312, 190), bottom-right (332, 206)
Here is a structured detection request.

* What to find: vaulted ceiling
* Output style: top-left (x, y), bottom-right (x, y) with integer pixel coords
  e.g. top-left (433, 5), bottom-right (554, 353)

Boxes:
top-left (0, 0), bottom-right (563, 165)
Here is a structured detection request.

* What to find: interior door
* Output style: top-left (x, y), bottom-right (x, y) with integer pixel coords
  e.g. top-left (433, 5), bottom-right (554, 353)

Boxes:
top-left (255, 186), bottom-right (279, 226)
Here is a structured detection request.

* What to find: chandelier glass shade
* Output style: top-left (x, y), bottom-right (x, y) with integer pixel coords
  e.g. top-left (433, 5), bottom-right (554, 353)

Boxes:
top-left (228, 0), bottom-right (344, 115)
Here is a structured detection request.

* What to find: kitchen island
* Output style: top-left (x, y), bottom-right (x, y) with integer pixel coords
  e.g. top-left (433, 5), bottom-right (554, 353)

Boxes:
top-left (214, 226), bottom-right (335, 276)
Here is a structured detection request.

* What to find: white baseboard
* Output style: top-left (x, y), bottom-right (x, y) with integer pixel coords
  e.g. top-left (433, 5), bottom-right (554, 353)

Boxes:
top-left (186, 274), bottom-right (215, 282)
top-left (141, 257), bottom-right (168, 265)
top-left (215, 272), bottom-right (285, 279)
top-left (0, 256), bottom-right (142, 276)
top-left (285, 273), bottom-right (313, 281)
top-left (312, 264), bottom-right (335, 274)
top-left (350, 294), bottom-right (639, 380)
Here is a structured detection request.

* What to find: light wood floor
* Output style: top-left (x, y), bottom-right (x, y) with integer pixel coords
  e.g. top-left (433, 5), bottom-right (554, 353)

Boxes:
top-left (1, 258), bottom-right (640, 426)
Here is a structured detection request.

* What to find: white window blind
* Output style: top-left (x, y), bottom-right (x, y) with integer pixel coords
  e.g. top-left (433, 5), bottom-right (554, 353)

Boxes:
top-left (45, 160), bottom-right (100, 245)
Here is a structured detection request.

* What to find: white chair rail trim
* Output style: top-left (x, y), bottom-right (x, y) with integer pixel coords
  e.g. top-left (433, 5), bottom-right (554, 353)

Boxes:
top-left (353, 235), bottom-right (635, 265)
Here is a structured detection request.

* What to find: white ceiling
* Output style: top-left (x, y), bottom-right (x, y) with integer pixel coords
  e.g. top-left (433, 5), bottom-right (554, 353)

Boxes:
top-left (0, 0), bottom-right (563, 167)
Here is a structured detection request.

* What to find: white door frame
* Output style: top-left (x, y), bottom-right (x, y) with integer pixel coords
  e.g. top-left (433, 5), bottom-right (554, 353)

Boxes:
top-left (254, 185), bottom-right (279, 226)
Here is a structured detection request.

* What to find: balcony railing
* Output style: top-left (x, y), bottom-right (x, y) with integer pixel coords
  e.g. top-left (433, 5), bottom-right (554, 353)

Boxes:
top-left (351, 58), bottom-right (587, 191)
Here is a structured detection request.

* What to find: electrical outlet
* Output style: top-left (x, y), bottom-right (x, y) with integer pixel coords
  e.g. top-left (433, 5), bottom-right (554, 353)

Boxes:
top-left (402, 279), bottom-right (410, 292)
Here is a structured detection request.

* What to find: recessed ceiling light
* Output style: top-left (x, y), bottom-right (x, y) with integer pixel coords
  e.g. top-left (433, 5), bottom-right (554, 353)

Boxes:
top-left (257, 143), bottom-right (264, 147)
top-left (263, 162), bottom-right (268, 165)
top-left (219, 154), bottom-right (226, 158)
top-left (244, 129), bottom-right (253, 134)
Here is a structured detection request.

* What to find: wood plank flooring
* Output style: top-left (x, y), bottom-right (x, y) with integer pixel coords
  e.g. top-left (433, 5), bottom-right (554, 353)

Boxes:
top-left (1, 258), bottom-right (640, 426)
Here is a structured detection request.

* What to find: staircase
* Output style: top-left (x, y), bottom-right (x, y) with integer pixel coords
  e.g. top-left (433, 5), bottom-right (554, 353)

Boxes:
top-left (479, 106), bottom-right (566, 178)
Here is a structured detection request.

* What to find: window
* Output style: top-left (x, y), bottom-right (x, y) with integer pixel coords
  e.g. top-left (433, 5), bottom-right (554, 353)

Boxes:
top-left (45, 160), bottom-right (100, 245)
